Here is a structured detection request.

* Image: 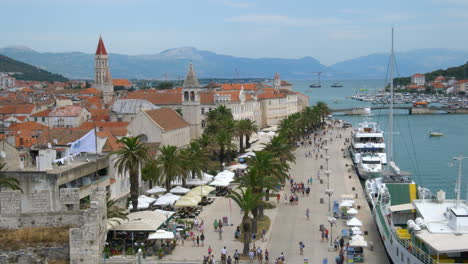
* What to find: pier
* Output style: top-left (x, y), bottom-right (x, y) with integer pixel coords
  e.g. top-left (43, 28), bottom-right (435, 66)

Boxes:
top-left (331, 106), bottom-right (468, 115)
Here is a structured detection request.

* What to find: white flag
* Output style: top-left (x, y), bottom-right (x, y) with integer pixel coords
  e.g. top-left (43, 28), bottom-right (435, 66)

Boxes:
top-left (68, 129), bottom-right (97, 154)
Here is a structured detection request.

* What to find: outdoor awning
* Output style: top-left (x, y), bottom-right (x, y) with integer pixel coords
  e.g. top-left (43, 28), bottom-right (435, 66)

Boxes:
top-left (154, 193), bottom-right (180, 206)
top-left (389, 203), bottom-right (415, 213)
top-left (188, 185), bottom-right (216, 197)
top-left (108, 210), bottom-right (174, 231)
top-left (170, 186), bottom-right (190, 194)
top-left (148, 230), bottom-right (175, 240)
top-left (174, 195), bottom-right (201, 208)
top-left (347, 217), bottom-right (363, 227)
top-left (416, 230), bottom-right (468, 253)
top-left (210, 178), bottom-right (233, 187)
top-left (146, 186), bottom-right (166, 195)
top-left (349, 237), bottom-right (368, 248)
top-left (340, 200), bottom-right (355, 208)
top-left (228, 163), bottom-right (247, 171)
top-left (128, 195), bottom-right (156, 210)
top-left (347, 208), bottom-right (358, 215)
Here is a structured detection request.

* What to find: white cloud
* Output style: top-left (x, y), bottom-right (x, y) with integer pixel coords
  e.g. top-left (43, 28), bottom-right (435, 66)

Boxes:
top-left (225, 14), bottom-right (349, 26)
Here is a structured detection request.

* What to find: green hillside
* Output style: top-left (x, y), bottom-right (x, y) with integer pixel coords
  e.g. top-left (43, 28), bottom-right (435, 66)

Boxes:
top-left (395, 62), bottom-right (468, 85)
top-left (0, 54), bottom-right (68, 82)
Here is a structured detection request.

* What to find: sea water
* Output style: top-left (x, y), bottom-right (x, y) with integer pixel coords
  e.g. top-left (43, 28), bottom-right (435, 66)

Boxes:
top-left (292, 79), bottom-right (468, 199)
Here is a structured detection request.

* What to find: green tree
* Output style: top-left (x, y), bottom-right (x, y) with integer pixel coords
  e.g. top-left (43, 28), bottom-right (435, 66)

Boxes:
top-left (145, 145), bottom-right (185, 190)
top-left (112, 136), bottom-right (150, 212)
top-left (227, 187), bottom-right (262, 256)
top-left (180, 141), bottom-right (210, 186)
top-left (262, 135), bottom-right (295, 164)
top-left (0, 163), bottom-right (22, 192)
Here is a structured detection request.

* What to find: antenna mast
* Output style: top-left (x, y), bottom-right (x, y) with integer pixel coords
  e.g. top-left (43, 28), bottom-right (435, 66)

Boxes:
top-left (388, 28), bottom-right (395, 163)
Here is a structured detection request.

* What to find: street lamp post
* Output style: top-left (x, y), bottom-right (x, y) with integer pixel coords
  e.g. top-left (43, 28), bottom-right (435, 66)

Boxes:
top-left (328, 216), bottom-right (337, 248)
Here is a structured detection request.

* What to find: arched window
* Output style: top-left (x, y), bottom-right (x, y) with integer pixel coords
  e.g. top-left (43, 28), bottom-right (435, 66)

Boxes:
top-left (190, 91), bottom-right (195, 101)
top-left (138, 134), bottom-right (148, 143)
top-left (202, 120), bottom-right (206, 128)
top-left (184, 91), bottom-right (189, 101)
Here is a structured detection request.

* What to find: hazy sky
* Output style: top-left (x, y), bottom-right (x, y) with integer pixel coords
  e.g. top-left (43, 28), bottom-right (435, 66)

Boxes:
top-left (1, 0), bottom-right (468, 65)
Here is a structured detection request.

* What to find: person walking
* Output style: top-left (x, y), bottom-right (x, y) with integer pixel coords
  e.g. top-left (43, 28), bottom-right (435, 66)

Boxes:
top-left (227, 255), bottom-right (232, 264)
top-left (306, 208), bottom-right (310, 220)
top-left (221, 246), bottom-right (227, 264)
top-left (299, 241), bottom-right (305, 255)
top-left (219, 218), bottom-right (224, 230)
top-left (196, 235), bottom-right (200, 247)
top-left (208, 245), bottom-right (213, 256)
top-left (234, 250), bottom-right (240, 264)
top-left (276, 193), bottom-right (280, 203)
top-left (214, 219), bottom-right (219, 232)
top-left (261, 228), bottom-right (266, 242)
top-left (201, 232), bottom-right (205, 246)
top-left (325, 228), bottom-right (329, 242)
top-left (264, 249), bottom-right (269, 264)
top-left (219, 227), bottom-right (223, 240)
top-left (249, 249), bottom-right (255, 263)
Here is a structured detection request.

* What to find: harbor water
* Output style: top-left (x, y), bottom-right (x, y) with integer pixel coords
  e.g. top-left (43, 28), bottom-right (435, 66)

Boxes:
top-left (293, 79), bottom-right (468, 199)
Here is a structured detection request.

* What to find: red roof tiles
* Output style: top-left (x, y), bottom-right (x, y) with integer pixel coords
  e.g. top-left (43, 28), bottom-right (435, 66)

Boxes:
top-left (96, 36), bottom-right (107, 55)
top-left (144, 108), bottom-right (189, 132)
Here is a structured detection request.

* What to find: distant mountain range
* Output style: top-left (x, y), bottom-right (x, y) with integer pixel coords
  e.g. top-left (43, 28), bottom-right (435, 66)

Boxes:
top-left (0, 46), bottom-right (467, 80)
top-left (0, 53), bottom-right (67, 82)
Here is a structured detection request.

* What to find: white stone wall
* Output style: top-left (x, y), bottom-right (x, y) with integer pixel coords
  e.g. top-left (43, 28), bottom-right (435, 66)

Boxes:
top-left (127, 111), bottom-right (163, 143)
top-left (161, 127), bottom-right (191, 148)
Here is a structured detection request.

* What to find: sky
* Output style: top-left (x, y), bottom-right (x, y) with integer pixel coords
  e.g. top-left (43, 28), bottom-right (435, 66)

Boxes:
top-left (1, 0), bottom-right (468, 65)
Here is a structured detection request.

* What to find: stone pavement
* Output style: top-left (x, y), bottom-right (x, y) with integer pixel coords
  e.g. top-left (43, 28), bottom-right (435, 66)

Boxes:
top-left (106, 123), bottom-right (390, 264)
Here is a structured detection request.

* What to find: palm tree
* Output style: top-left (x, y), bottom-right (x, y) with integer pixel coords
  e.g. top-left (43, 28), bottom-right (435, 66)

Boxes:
top-left (180, 141), bottom-right (210, 186)
top-left (243, 120), bottom-right (258, 150)
top-left (112, 136), bottom-right (150, 212)
top-left (215, 129), bottom-right (236, 169)
top-left (146, 145), bottom-right (185, 190)
top-left (262, 135), bottom-right (295, 164)
top-left (227, 187), bottom-right (262, 256)
top-left (0, 163), bottom-right (22, 192)
top-left (313, 101), bottom-right (331, 125)
top-left (235, 166), bottom-right (276, 232)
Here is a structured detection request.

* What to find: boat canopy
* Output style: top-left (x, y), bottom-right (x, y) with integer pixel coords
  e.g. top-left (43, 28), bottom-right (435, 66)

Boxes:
top-left (416, 230), bottom-right (468, 253)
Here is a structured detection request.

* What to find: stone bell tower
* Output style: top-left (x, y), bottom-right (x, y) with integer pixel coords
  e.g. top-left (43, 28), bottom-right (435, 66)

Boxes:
top-left (181, 63), bottom-right (202, 139)
top-left (94, 36), bottom-right (114, 104)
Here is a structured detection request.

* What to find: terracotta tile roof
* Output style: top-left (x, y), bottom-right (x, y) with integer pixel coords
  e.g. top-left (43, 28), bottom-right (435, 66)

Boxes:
top-left (79, 88), bottom-right (101, 94)
top-left (49, 106), bottom-right (85, 117)
top-left (37, 129), bottom-right (89, 145)
top-left (281, 80), bottom-right (292, 86)
top-left (126, 92), bottom-right (182, 105)
top-left (144, 108), bottom-right (189, 132)
top-left (113, 79), bottom-right (132, 86)
top-left (435, 75), bottom-right (446, 81)
top-left (257, 90), bottom-right (287, 99)
top-left (89, 109), bottom-right (110, 122)
top-left (15, 116), bottom-right (27, 121)
top-left (20, 87), bottom-right (34, 93)
top-left (0, 104), bottom-right (35, 115)
top-left (220, 83), bottom-right (260, 91)
top-left (77, 121), bottom-right (128, 130)
top-left (96, 36), bottom-right (107, 55)
top-left (30, 109), bottom-right (52, 117)
top-left (97, 129), bottom-right (123, 152)
top-left (412, 73), bottom-right (424, 77)
top-left (8, 121), bottom-right (49, 131)
top-left (408, 84), bottom-right (425, 90)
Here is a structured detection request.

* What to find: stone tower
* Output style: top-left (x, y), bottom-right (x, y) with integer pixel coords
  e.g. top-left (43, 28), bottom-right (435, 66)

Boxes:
top-left (273, 72), bottom-right (281, 90)
top-left (181, 64), bottom-right (202, 139)
top-left (94, 36), bottom-right (114, 104)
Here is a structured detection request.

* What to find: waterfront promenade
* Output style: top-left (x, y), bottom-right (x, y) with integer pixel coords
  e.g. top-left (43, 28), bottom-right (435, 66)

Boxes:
top-left (106, 123), bottom-right (389, 263)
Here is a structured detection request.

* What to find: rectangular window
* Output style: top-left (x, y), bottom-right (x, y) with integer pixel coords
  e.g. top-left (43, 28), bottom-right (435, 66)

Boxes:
top-left (34, 117), bottom-right (37, 121)
top-left (42, 117), bottom-right (45, 122)
top-left (201, 108), bottom-right (205, 115)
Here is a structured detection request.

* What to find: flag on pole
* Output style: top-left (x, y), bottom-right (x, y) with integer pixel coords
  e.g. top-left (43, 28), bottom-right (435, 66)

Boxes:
top-left (68, 129), bottom-right (97, 154)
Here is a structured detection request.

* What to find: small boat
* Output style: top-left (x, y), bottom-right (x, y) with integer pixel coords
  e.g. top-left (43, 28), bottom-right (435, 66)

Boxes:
top-left (309, 84), bottom-right (321, 88)
top-left (429, 131), bottom-right (443, 137)
top-left (331, 83), bottom-right (343, 88)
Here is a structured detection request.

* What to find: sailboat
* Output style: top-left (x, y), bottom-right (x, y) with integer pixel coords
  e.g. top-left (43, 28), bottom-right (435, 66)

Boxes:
top-left (309, 72), bottom-right (322, 88)
top-left (365, 29), bottom-right (468, 264)
top-left (429, 129), bottom-right (444, 137)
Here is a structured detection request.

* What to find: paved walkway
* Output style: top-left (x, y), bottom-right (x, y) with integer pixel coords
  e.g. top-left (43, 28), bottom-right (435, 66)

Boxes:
top-left (265, 125), bottom-right (389, 263)
top-left (106, 123), bottom-right (389, 263)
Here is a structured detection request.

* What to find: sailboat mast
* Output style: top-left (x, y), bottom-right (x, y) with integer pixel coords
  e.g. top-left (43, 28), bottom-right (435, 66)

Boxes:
top-left (388, 28), bottom-right (395, 163)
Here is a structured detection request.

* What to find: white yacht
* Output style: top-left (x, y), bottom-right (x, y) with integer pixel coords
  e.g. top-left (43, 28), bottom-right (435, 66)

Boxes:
top-left (349, 117), bottom-right (387, 179)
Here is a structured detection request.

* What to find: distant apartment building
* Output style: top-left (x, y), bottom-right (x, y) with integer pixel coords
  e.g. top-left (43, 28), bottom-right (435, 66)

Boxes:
top-left (455, 80), bottom-right (468, 93)
top-left (411, 73), bottom-right (426, 86)
top-left (0, 74), bottom-right (16, 89)
top-left (31, 105), bottom-right (91, 127)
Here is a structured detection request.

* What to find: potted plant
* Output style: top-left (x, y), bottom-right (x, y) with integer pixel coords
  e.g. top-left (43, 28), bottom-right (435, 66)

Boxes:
top-left (157, 249), bottom-right (164, 259)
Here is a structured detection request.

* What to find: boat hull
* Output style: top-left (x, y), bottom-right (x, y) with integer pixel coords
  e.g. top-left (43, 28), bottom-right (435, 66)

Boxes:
top-left (356, 166), bottom-right (381, 180)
